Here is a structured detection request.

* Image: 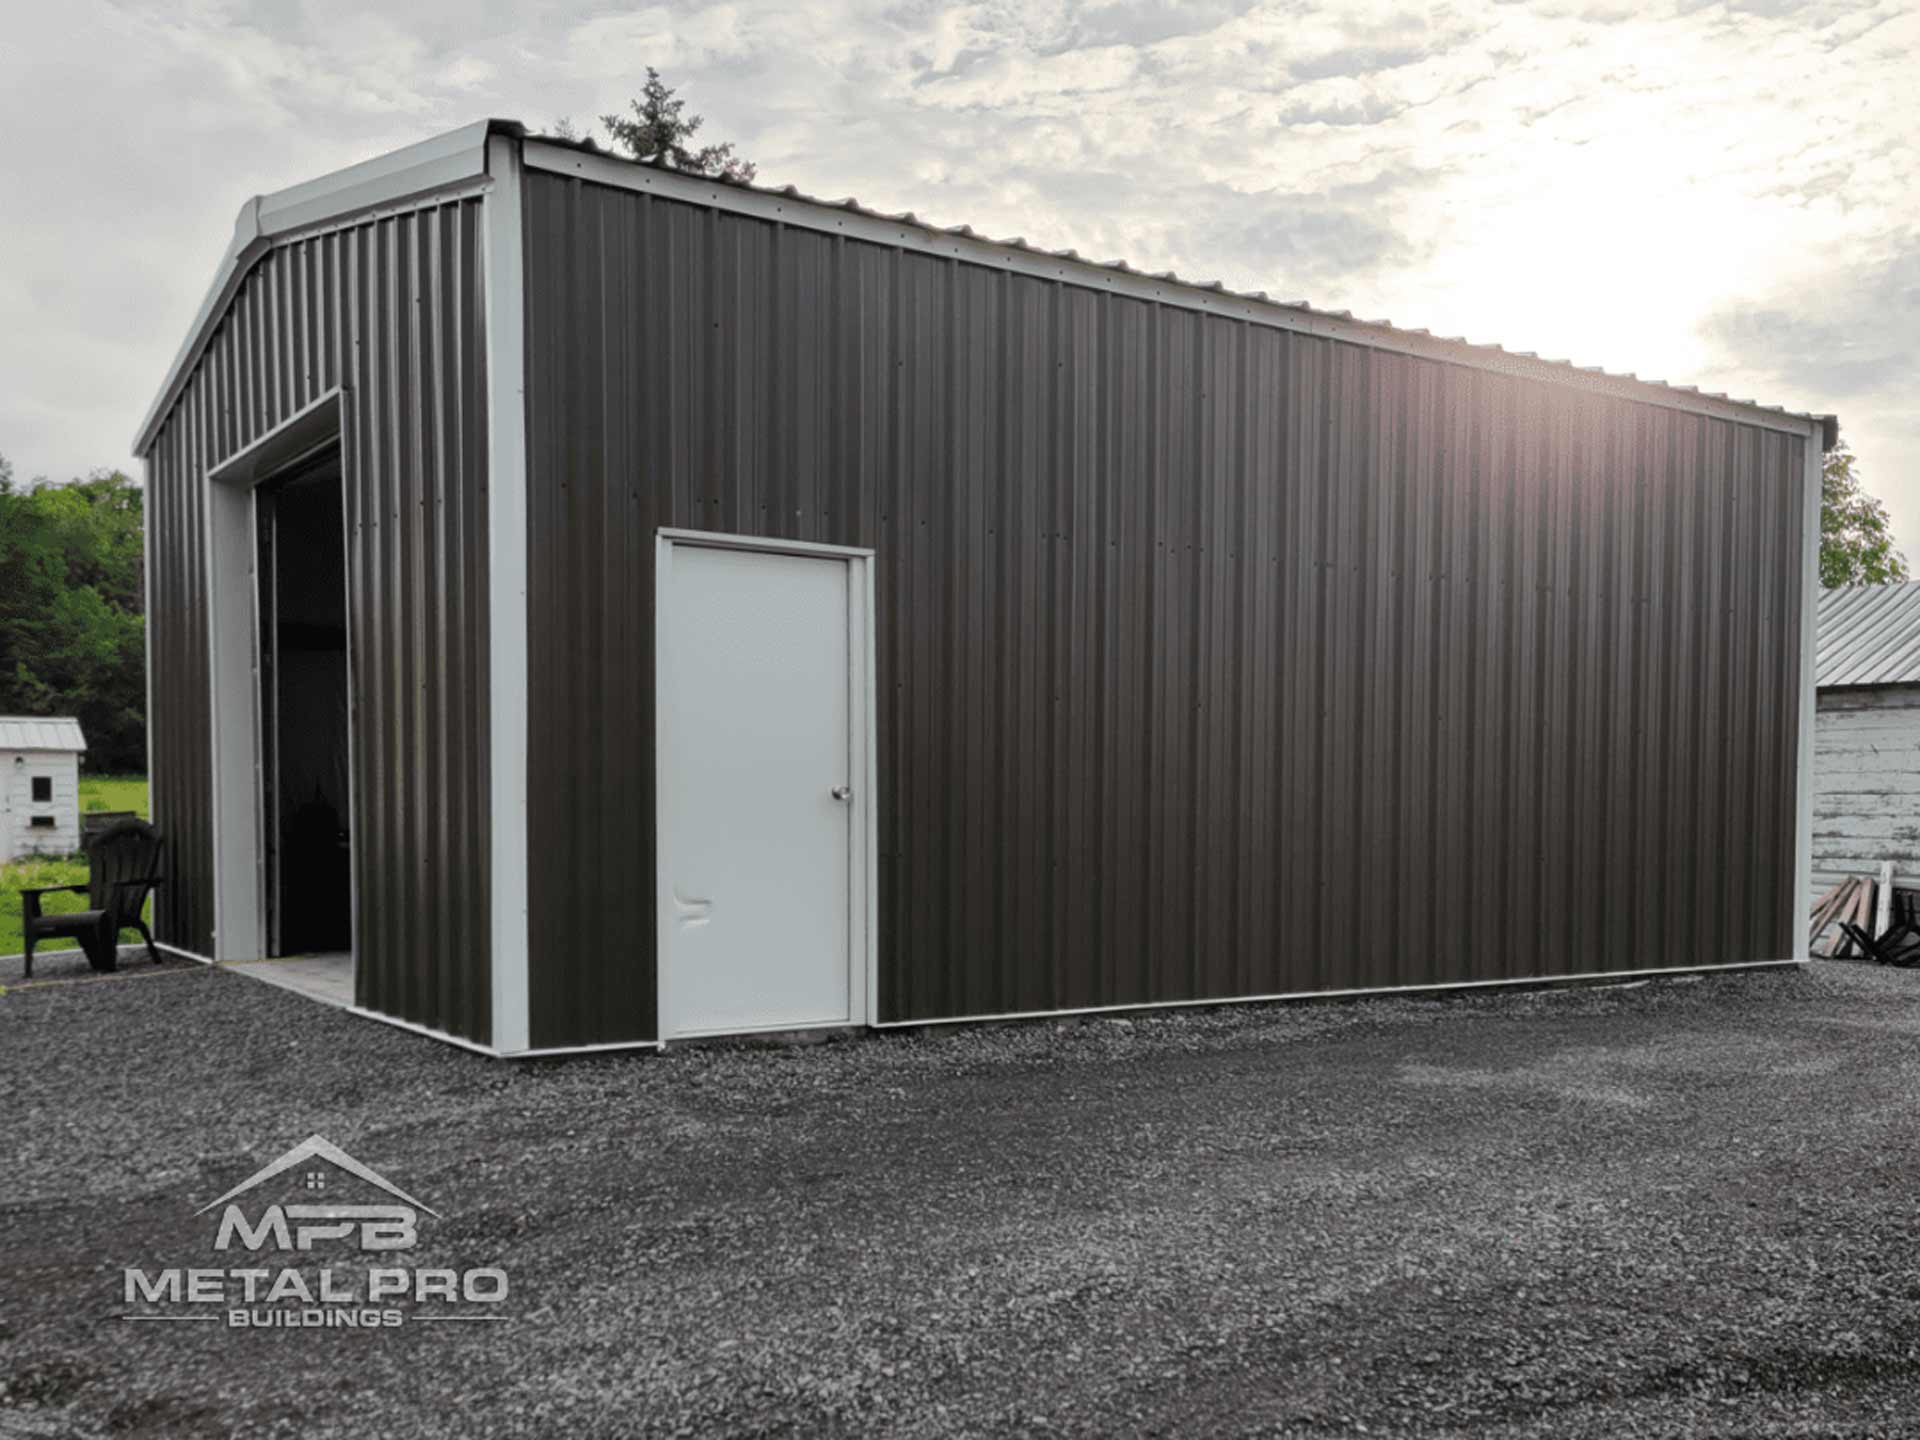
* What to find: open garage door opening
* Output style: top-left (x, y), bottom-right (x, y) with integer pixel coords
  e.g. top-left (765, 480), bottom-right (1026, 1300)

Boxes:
top-left (257, 451), bottom-right (352, 958)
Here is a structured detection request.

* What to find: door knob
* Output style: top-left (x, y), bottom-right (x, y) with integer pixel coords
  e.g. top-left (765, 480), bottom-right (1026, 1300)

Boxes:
top-left (831, 785), bottom-right (852, 801)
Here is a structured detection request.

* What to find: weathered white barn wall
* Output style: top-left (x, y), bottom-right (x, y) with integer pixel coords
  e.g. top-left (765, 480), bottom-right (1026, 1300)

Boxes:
top-left (1811, 685), bottom-right (1920, 901)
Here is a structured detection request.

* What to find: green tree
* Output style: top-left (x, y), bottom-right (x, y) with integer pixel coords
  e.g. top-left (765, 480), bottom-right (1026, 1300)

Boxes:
top-left (0, 458), bottom-right (147, 771)
top-left (1821, 440), bottom-right (1908, 589)
top-left (600, 68), bottom-right (756, 182)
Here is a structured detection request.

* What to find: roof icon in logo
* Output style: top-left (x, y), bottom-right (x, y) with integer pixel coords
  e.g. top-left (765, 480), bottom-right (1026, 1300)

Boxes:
top-left (194, 1135), bottom-right (440, 1217)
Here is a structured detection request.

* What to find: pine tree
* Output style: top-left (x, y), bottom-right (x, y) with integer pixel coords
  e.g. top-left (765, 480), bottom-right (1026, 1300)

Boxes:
top-left (600, 69), bottom-right (756, 183)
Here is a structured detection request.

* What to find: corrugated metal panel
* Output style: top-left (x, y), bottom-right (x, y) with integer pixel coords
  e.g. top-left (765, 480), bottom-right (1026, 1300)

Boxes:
top-left (0, 717), bottom-right (87, 752)
top-left (1816, 582), bottom-right (1920, 688)
top-left (521, 172), bottom-right (1810, 1042)
top-left (525, 133), bottom-right (1835, 443)
top-left (147, 385), bottom-right (214, 954)
top-left (142, 198), bottom-right (493, 1041)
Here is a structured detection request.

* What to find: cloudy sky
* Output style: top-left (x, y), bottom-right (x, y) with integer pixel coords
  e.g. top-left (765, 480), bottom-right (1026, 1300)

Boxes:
top-left (3, 1), bottom-right (1915, 546)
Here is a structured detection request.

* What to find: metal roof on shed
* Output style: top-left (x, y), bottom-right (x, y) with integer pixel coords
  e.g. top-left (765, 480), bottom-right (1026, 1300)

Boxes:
top-left (0, 716), bottom-right (87, 752)
top-left (1817, 583), bottom-right (1920, 688)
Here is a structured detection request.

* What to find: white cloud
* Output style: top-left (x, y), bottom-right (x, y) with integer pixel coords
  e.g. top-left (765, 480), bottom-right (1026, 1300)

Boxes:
top-left (1, 0), bottom-right (1915, 552)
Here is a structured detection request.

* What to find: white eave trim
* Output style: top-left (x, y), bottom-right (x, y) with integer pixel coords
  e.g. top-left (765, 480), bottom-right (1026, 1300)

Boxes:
top-left (132, 120), bottom-right (503, 457)
top-left (523, 139), bottom-right (1829, 446)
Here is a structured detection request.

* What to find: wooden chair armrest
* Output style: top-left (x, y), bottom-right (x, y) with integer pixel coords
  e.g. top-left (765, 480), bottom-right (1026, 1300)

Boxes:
top-left (18, 882), bottom-right (89, 900)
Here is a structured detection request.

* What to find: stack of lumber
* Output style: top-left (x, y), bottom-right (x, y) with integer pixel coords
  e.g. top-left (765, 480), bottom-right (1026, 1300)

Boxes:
top-left (1809, 876), bottom-right (1879, 958)
top-left (1808, 863), bottom-right (1920, 964)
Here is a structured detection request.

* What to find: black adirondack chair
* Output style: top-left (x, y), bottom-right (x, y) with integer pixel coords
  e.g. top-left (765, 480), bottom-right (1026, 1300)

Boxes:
top-left (18, 819), bottom-right (165, 978)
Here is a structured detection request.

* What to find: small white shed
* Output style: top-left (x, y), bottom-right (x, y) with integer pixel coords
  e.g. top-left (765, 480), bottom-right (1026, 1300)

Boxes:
top-left (1812, 584), bottom-right (1920, 901)
top-left (0, 717), bottom-right (88, 862)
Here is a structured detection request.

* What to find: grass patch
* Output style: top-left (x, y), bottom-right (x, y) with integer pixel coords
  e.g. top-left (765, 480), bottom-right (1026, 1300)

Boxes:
top-left (4, 775), bottom-right (150, 957)
top-left (79, 773), bottom-right (148, 818)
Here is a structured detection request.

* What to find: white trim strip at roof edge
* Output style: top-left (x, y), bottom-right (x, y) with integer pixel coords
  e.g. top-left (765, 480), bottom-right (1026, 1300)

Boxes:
top-left (134, 120), bottom-right (1837, 458)
top-left (131, 120), bottom-right (503, 457)
top-left (523, 139), bottom-right (1832, 446)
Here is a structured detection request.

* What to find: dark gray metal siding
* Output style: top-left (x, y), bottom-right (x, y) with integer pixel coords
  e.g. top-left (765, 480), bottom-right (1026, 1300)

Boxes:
top-left (522, 171), bottom-right (1808, 1042)
top-left (143, 198), bottom-right (493, 1042)
top-left (147, 407), bottom-right (214, 955)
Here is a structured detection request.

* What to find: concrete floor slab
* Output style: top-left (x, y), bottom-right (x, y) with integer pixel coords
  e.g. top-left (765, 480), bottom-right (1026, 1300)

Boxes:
top-left (224, 952), bottom-right (352, 1008)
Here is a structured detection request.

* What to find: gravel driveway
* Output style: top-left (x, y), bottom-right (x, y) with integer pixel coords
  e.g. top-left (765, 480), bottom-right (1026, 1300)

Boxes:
top-left (3, 959), bottom-right (1918, 1437)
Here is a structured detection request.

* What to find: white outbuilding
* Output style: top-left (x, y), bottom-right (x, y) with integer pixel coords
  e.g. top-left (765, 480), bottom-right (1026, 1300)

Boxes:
top-left (0, 717), bottom-right (88, 861)
top-left (1813, 584), bottom-right (1920, 902)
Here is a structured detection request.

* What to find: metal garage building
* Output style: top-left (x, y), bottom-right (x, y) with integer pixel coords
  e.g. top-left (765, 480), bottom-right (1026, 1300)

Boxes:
top-left (134, 119), bottom-right (1836, 1056)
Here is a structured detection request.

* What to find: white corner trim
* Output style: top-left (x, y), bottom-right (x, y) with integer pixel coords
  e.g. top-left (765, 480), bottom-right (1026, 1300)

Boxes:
top-left (483, 133), bottom-right (532, 1055)
top-left (1793, 434), bottom-right (1822, 954)
top-left (142, 457), bottom-right (159, 940)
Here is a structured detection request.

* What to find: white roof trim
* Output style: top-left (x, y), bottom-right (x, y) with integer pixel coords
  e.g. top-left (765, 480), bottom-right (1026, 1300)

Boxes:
top-left (132, 120), bottom-right (502, 457)
top-left (524, 138), bottom-right (1832, 445)
top-left (134, 119), bottom-right (1836, 457)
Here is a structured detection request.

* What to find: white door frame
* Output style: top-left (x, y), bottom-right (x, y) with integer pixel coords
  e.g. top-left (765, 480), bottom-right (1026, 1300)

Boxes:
top-left (206, 389), bottom-right (352, 964)
top-left (653, 528), bottom-right (878, 1041)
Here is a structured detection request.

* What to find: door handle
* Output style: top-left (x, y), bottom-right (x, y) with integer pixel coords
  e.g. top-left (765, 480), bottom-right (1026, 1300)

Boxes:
top-left (831, 785), bottom-right (852, 801)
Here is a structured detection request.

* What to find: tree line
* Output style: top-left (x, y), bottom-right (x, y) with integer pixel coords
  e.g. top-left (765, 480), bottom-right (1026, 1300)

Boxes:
top-left (0, 456), bottom-right (146, 771)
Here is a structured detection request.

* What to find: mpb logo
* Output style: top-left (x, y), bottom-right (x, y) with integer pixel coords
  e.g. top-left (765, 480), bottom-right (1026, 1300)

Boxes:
top-left (121, 1134), bottom-right (508, 1330)
top-left (201, 1134), bottom-right (432, 1253)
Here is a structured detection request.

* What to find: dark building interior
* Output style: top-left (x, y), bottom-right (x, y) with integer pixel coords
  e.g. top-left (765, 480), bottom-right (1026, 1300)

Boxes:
top-left (258, 453), bottom-right (352, 957)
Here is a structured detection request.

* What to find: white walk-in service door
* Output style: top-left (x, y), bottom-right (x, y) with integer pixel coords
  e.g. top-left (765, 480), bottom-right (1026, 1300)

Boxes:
top-left (659, 541), bottom-right (859, 1038)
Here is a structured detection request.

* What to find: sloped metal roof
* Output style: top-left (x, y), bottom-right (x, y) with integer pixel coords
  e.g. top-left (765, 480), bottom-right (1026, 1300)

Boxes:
top-left (0, 716), bottom-right (87, 751)
top-left (527, 129), bottom-right (1838, 446)
top-left (1817, 583), bottom-right (1920, 688)
top-left (139, 120), bottom-right (1839, 459)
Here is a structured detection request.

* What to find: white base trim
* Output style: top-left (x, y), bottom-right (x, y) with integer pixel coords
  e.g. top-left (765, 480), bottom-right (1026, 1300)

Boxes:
top-left (219, 959), bottom-right (665, 1060)
top-left (663, 1018), bottom-right (857, 1044)
top-left (158, 943), bottom-right (217, 966)
top-left (346, 1002), bottom-right (668, 1059)
top-left (869, 959), bottom-right (1808, 1030)
top-left (341, 1004), bottom-right (502, 1058)
top-left (507, 1038), bottom-right (669, 1059)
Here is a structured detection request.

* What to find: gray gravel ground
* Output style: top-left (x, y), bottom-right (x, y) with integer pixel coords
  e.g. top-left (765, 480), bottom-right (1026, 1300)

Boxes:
top-left (3, 960), bottom-right (1919, 1438)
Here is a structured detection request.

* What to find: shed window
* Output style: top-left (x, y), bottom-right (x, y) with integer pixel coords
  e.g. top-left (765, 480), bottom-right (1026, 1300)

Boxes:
top-left (31, 776), bottom-right (52, 803)
top-left (29, 815), bottom-right (54, 828)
